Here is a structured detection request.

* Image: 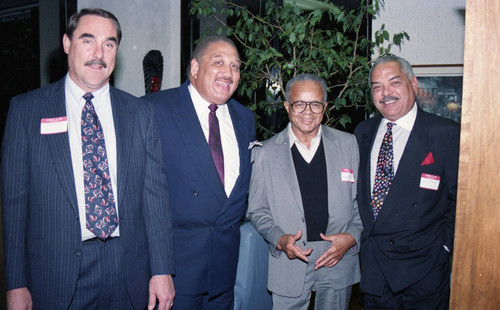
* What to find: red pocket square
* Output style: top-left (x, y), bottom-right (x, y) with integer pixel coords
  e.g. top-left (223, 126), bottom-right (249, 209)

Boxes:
top-left (421, 152), bottom-right (434, 165)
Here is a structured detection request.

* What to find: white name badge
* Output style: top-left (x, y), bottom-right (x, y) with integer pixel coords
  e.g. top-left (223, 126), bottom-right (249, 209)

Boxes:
top-left (420, 173), bottom-right (440, 190)
top-left (341, 168), bottom-right (355, 183)
top-left (40, 116), bottom-right (67, 135)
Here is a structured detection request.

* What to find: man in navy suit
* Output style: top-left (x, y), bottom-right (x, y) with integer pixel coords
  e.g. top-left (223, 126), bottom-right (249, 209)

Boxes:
top-left (354, 55), bottom-right (460, 309)
top-left (1, 8), bottom-right (174, 310)
top-left (143, 36), bottom-right (256, 309)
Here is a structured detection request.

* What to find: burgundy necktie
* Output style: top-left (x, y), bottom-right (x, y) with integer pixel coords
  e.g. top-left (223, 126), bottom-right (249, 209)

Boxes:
top-left (82, 93), bottom-right (118, 239)
top-left (208, 104), bottom-right (224, 186)
top-left (371, 122), bottom-right (395, 220)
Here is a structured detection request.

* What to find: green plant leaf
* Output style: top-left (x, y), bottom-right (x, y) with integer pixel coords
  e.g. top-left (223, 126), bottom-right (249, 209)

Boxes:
top-left (190, 0), bottom-right (409, 138)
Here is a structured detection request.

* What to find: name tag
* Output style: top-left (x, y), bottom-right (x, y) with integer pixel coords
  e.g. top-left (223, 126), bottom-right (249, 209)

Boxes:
top-left (420, 173), bottom-right (440, 190)
top-left (41, 116), bottom-right (67, 135)
top-left (341, 168), bottom-right (355, 183)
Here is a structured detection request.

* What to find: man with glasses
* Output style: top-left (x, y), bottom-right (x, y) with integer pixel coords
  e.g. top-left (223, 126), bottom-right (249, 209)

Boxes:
top-left (247, 74), bottom-right (362, 309)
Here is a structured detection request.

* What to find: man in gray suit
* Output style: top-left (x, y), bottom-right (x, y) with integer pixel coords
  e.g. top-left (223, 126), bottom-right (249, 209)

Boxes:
top-left (247, 74), bottom-right (362, 310)
top-left (1, 8), bottom-right (174, 310)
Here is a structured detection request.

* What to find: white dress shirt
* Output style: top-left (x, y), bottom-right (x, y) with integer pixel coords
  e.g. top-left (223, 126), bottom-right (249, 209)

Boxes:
top-left (188, 84), bottom-right (240, 197)
top-left (287, 123), bottom-right (322, 163)
top-left (65, 75), bottom-right (119, 240)
top-left (370, 103), bottom-right (417, 191)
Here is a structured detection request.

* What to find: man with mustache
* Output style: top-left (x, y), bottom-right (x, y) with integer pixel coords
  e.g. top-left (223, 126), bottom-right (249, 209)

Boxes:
top-left (354, 55), bottom-right (460, 309)
top-left (1, 8), bottom-right (174, 309)
top-left (143, 36), bottom-right (256, 309)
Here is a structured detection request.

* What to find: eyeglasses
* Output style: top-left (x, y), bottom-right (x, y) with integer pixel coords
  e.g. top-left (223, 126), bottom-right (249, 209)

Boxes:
top-left (290, 100), bottom-right (325, 114)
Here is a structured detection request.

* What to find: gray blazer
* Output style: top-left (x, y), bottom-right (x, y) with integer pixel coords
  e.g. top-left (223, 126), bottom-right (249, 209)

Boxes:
top-left (247, 125), bottom-right (362, 297)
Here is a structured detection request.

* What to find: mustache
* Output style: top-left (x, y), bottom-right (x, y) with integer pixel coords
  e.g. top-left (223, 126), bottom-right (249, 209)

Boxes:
top-left (379, 96), bottom-right (399, 104)
top-left (85, 59), bottom-right (107, 68)
top-left (217, 76), bottom-right (233, 84)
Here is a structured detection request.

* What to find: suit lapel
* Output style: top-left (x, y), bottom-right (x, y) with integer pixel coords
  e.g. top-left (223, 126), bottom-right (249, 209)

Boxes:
top-left (274, 129), bottom-right (304, 215)
top-left (209, 101), bottom-right (253, 217)
top-left (375, 109), bottom-right (435, 223)
top-left (42, 80), bottom-right (78, 214)
top-left (173, 85), bottom-right (227, 204)
top-left (225, 101), bottom-right (254, 202)
top-left (384, 110), bottom-right (434, 206)
top-left (322, 127), bottom-right (341, 214)
top-left (400, 110), bottom-right (436, 172)
top-left (110, 88), bottom-right (134, 207)
top-left (227, 102), bottom-right (248, 178)
top-left (359, 117), bottom-right (382, 229)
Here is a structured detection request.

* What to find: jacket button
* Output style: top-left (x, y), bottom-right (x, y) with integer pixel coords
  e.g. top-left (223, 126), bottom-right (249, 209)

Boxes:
top-left (193, 191), bottom-right (198, 196)
top-left (412, 203), bottom-right (418, 207)
top-left (302, 241), bottom-right (306, 246)
top-left (389, 239), bottom-right (395, 244)
top-left (302, 218), bottom-right (305, 222)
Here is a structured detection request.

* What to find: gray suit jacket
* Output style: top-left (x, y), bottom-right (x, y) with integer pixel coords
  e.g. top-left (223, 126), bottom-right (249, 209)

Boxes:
top-left (247, 125), bottom-right (362, 297)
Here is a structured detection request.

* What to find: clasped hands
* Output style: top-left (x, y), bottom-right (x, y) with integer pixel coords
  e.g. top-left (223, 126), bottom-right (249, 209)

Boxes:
top-left (276, 230), bottom-right (355, 270)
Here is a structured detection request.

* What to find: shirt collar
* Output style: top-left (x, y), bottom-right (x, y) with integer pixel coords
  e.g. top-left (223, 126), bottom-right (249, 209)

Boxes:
top-left (65, 74), bottom-right (110, 105)
top-left (383, 102), bottom-right (417, 131)
top-left (287, 123), bottom-right (322, 149)
top-left (188, 83), bottom-right (228, 114)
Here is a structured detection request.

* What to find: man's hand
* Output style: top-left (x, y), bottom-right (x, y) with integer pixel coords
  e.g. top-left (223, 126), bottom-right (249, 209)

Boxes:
top-left (7, 287), bottom-right (32, 310)
top-left (148, 275), bottom-right (175, 310)
top-left (276, 230), bottom-right (313, 262)
top-left (315, 233), bottom-right (356, 270)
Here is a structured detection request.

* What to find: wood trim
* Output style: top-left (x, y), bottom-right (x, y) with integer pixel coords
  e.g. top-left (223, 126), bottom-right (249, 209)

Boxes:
top-left (450, 0), bottom-right (500, 308)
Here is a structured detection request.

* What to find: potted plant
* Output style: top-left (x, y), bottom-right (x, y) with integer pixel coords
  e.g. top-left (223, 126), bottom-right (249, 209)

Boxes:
top-left (190, 0), bottom-right (408, 138)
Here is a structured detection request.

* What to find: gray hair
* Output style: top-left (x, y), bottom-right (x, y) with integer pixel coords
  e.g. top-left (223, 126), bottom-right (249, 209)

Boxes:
top-left (369, 55), bottom-right (415, 83)
top-left (285, 73), bottom-right (328, 103)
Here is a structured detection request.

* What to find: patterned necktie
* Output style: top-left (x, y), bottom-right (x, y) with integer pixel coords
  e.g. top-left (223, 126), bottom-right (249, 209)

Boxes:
top-left (208, 104), bottom-right (224, 186)
top-left (82, 93), bottom-right (118, 239)
top-left (371, 122), bottom-right (395, 220)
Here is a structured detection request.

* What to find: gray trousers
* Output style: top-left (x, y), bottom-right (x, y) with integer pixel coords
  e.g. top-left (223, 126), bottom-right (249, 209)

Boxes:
top-left (272, 240), bottom-right (353, 310)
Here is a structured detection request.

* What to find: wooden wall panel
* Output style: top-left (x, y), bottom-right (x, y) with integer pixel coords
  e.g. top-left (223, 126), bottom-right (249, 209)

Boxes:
top-left (450, 1), bottom-right (500, 309)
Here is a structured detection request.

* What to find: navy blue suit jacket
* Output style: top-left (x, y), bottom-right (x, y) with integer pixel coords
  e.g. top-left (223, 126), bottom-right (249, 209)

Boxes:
top-left (354, 108), bottom-right (459, 296)
top-left (143, 81), bottom-right (256, 297)
top-left (1, 78), bottom-right (174, 309)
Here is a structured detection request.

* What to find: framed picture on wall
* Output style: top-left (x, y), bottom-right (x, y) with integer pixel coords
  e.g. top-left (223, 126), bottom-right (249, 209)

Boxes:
top-left (415, 76), bottom-right (462, 123)
top-left (413, 65), bottom-right (463, 124)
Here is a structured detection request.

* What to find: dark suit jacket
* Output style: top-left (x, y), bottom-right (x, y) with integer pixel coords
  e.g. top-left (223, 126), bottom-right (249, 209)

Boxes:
top-left (1, 78), bottom-right (174, 309)
top-left (143, 81), bottom-right (256, 297)
top-left (354, 108), bottom-right (460, 296)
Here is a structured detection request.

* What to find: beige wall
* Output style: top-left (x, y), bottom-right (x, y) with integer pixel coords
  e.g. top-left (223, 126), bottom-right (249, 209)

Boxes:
top-left (78, 0), bottom-right (181, 96)
top-left (372, 0), bottom-right (465, 76)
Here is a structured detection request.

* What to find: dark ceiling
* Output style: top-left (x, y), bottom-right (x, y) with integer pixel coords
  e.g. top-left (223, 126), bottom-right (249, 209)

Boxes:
top-left (0, 0), bottom-right (362, 14)
top-left (0, 0), bottom-right (36, 11)
top-left (237, 0), bottom-right (362, 10)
